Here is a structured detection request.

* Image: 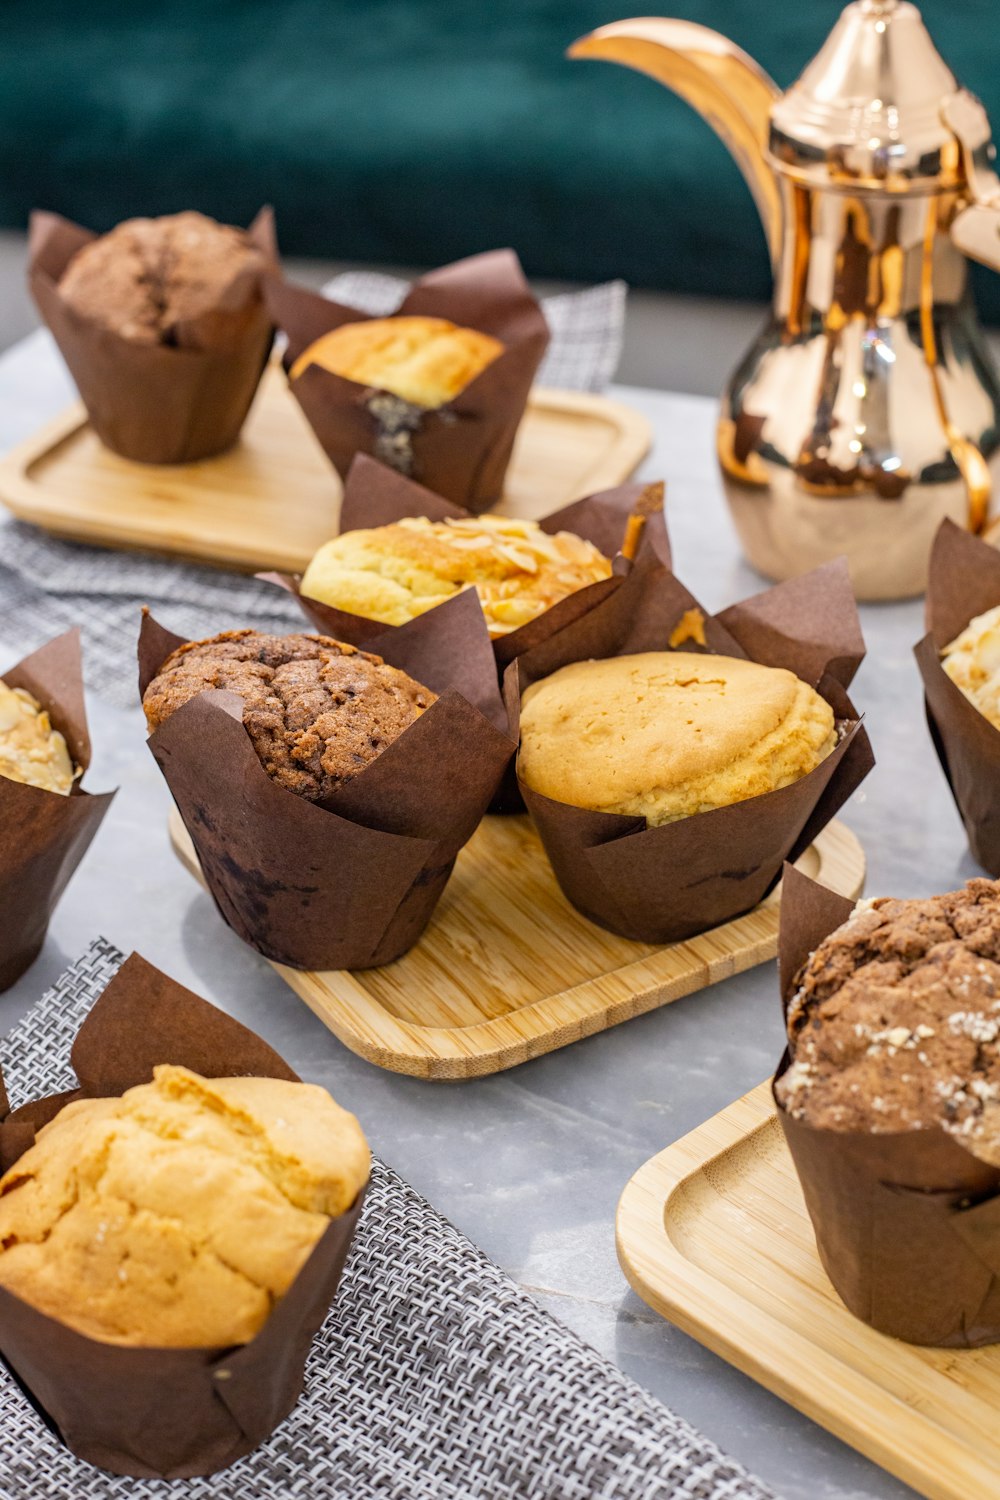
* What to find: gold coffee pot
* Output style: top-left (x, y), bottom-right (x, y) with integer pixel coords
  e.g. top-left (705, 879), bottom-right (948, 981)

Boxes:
top-left (572, 1), bottom-right (1000, 598)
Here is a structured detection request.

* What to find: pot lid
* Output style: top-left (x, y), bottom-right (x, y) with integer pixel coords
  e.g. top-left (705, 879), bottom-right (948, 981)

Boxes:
top-left (768, 0), bottom-right (991, 192)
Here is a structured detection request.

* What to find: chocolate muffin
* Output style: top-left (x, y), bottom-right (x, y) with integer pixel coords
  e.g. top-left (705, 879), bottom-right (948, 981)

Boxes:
top-left (777, 879), bottom-right (1000, 1155)
top-left (142, 629), bottom-right (435, 801)
top-left (59, 211), bottom-right (267, 347)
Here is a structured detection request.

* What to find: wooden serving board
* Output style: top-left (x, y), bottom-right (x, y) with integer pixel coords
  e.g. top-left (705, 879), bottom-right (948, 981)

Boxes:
top-left (616, 1086), bottom-right (1000, 1500)
top-left (170, 809), bottom-right (864, 1080)
top-left (0, 365), bottom-right (652, 573)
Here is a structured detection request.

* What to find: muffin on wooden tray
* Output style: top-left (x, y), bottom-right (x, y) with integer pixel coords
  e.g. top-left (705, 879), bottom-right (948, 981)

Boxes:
top-left (0, 1064), bottom-right (369, 1348)
top-left (29, 206), bottom-right (278, 462)
top-left (0, 677), bottom-right (77, 794)
top-left (142, 628), bottom-right (435, 802)
top-left (775, 870), bottom-right (1000, 1347)
top-left (290, 315), bottom-right (503, 408)
top-left (518, 652), bottom-right (835, 825)
top-left (266, 250), bottom-right (549, 510)
top-left (139, 609), bottom-right (513, 971)
top-left (300, 514), bottom-right (612, 640)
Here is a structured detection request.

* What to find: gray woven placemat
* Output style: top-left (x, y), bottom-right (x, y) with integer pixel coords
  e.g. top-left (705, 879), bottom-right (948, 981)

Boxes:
top-left (0, 940), bottom-right (777, 1500)
top-left (0, 278), bottom-right (626, 708)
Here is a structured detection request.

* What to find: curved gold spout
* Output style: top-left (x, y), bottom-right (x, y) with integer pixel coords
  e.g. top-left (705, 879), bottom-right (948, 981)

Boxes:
top-left (569, 19), bottom-right (782, 268)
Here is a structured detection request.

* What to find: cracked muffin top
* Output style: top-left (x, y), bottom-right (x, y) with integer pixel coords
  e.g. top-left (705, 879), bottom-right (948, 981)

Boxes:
top-left (776, 879), bottom-right (1000, 1155)
top-left (59, 211), bottom-right (267, 347)
top-left (0, 1065), bottom-right (370, 1347)
top-left (142, 629), bottom-right (435, 801)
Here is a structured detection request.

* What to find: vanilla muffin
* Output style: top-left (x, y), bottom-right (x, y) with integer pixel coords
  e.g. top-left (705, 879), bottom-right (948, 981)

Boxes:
top-left (59, 211), bottom-right (268, 347)
top-left (301, 515), bottom-right (612, 638)
top-left (0, 678), bottom-right (76, 794)
top-left (289, 315), bottom-right (504, 407)
top-left (776, 880), bottom-right (1000, 1158)
top-left (942, 605), bottom-right (1000, 729)
top-left (517, 652), bottom-right (836, 824)
top-left (0, 1065), bottom-right (370, 1347)
top-left (142, 629), bottom-right (435, 801)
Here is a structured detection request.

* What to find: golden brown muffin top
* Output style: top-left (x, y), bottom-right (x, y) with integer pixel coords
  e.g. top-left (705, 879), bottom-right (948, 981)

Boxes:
top-left (300, 515), bottom-right (611, 637)
top-left (0, 1065), bottom-right (370, 1347)
top-left (59, 211), bottom-right (266, 345)
top-left (0, 678), bottom-right (76, 794)
top-left (517, 652), bottom-right (835, 826)
top-left (777, 880), bottom-right (1000, 1152)
top-left (289, 315), bottom-right (504, 407)
top-left (142, 629), bottom-right (435, 801)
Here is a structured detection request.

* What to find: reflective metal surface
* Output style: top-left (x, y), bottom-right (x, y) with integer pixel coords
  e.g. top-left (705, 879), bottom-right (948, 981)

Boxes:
top-left (572, 0), bottom-right (1000, 598)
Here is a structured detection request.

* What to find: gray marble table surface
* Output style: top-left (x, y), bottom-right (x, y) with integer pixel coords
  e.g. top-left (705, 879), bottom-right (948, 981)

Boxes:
top-left (0, 329), bottom-right (968, 1500)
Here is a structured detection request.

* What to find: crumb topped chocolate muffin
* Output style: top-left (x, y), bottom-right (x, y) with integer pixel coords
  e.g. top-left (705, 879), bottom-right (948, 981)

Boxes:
top-left (59, 211), bottom-right (267, 347)
top-left (777, 879), bottom-right (1000, 1150)
top-left (142, 629), bottom-right (435, 801)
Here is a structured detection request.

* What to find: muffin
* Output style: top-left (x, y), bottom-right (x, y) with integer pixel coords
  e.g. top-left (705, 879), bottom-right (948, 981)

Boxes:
top-left (30, 207), bottom-right (277, 463)
top-left (0, 1064), bottom-right (369, 1348)
top-left (142, 628), bottom-right (435, 802)
top-left (777, 879), bottom-right (1000, 1151)
top-left (0, 677), bottom-right (77, 793)
top-left (518, 652), bottom-right (836, 825)
top-left (941, 604), bottom-right (1000, 729)
top-left (289, 315), bottom-right (503, 407)
top-left (300, 515), bottom-right (612, 638)
top-left (59, 212), bottom-right (268, 348)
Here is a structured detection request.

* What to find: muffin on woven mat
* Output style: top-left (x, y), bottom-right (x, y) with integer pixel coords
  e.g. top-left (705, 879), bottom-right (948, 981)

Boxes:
top-left (778, 880), bottom-right (1000, 1145)
top-left (290, 315), bottom-right (503, 408)
top-left (0, 677), bottom-right (77, 794)
top-left (142, 628), bottom-right (435, 801)
top-left (300, 514), bottom-right (612, 639)
top-left (517, 652), bottom-right (835, 825)
top-left (0, 1064), bottom-right (369, 1348)
top-left (59, 211), bottom-right (268, 347)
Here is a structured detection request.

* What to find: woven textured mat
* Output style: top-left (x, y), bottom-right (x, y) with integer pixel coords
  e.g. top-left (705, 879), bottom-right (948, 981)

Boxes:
top-left (0, 941), bottom-right (777, 1500)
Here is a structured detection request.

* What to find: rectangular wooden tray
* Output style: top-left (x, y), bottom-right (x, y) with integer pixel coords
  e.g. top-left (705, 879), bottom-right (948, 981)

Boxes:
top-left (170, 809), bottom-right (864, 1080)
top-left (616, 1084), bottom-right (1000, 1500)
top-left (0, 365), bottom-right (652, 573)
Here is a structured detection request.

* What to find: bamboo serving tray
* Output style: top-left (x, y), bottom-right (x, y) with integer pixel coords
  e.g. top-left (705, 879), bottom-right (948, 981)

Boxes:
top-left (170, 809), bottom-right (864, 1080)
top-left (616, 1085), bottom-right (1000, 1500)
top-left (0, 365), bottom-right (652, 573)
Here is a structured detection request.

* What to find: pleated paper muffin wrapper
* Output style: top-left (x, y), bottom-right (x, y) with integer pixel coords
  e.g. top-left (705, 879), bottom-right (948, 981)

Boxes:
top-left (262, 453), bottom-right (669, 812)
top-left (29, 207), bottom-right (278, 463)
top-left (0, 953), bottom-right (366, 1477)
top-left (773, 865), bottom-right (1000, 1347)
top-left (265, 250), bottom-right (550, 510)
top-left (503, 554), bottom-right (873, 945)
top-left (916, 518), bottom-right (1000, 875)
top-left (138, 603), bottom-right (514, 970)
top-left (0, 630), bottom-right (115, 992)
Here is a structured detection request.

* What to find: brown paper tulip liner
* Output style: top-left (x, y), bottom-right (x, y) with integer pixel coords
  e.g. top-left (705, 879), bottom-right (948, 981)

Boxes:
top-left (916, 518), bottom-right (1000, 875)
top-left (29, 207), bottom-right (278, 463)
top-left (0, 630), bottom-right (115, 993)
top-left (502, 554), bottom-right (874, 945)
top-left (774, 866), bottom-right (1000, 1347)
top-left (138, 603), bottom-right (514, 970)
top-left (0, 953), bottom-right (367, 1477)
top-left (261, 454), bottom-right (670, 813)
top-left (265, 250), bottom-right (550, 510)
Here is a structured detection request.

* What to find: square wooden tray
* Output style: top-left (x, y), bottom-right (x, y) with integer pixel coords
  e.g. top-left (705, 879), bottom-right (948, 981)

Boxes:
top-left (616, 1084), bottom-right (1000, 1500)
top-left (170, 809), bottom-right (864, 1080)
top-left (0, 365), bottom-right (652, 573)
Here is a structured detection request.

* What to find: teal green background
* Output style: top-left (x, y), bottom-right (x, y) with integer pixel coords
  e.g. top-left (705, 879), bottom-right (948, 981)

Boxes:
top-left (3, 1), bottom-right (1000, 317)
